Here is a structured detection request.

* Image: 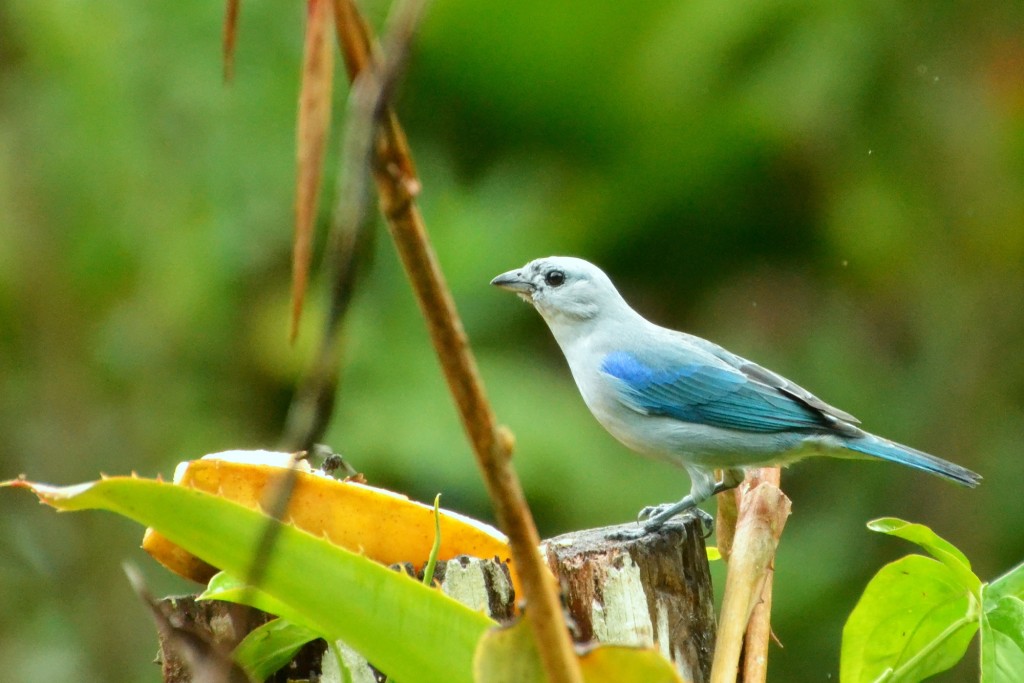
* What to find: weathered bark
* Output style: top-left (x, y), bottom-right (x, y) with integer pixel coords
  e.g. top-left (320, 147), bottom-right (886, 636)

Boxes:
top-left (543, 518), bottom-right (716, 683)
top-left (154, 597), bottom-right (326, 683)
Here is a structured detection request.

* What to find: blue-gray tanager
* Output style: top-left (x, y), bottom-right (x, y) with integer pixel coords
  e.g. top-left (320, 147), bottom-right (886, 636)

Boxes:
top-left (491, 256), bottom-right (980, 533)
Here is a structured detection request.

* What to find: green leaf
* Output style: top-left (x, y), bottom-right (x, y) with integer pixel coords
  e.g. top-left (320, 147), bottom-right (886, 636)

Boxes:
top-left (233, 618), bottom-right (320, 681)
top-left (980, 594), bottom-right (1024, 683)
top-left (867, 517), bottom-right (981, 594)
top-left (200, 572), bottom-right (315, 630)
top-left (474, 619), bottom-right (683, 683)
top-left (424, 493), bottom-right (442, 587)
top-left (8, 477), bottom-right (495, 683)
top-left (474, 619), bottom-right (545, 683)
top-left (202, 573), bottom-right (373, 683)
top-left (578, 645), bottom-right (685, 683)
top-left (841, 555), bottom-right (979, 683)
top-left (986, 561), bottom-right (1024, 606)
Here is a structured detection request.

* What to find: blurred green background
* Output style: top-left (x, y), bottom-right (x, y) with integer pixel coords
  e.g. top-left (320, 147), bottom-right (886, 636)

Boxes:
top-left (2, 0), bottom-right (1022, 680)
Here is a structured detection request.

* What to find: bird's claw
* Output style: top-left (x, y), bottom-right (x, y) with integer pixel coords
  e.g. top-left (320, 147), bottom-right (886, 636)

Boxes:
top-left (692, 508), bottom-right (715, 538)
top-left (644, 507), bottom-right (714, 536)
top-left (637, 503), bottom-right (679, 522)
top-left (619, 505), bottom-right (715, 539)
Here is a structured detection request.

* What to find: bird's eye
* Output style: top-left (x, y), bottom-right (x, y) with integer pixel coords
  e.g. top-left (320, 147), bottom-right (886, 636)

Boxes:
top-left (545, 270), bottom-right (566, 287)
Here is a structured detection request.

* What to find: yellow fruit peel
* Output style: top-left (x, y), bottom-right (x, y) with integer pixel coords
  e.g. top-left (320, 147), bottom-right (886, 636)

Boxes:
top-left (142, 452), bottom-right (517, 595)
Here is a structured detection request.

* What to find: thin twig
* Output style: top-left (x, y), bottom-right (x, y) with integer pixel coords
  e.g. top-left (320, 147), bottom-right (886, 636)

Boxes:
top-left (328, 2), bottom-right (584, 682)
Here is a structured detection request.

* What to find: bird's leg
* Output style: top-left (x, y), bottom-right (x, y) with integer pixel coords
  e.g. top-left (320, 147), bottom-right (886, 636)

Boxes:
top-left (639, 468), bottom-right (745, 535)
top-left (637, 468), bottom-right (716, 531)
top-left (712, 467), bottom-right (744, 496)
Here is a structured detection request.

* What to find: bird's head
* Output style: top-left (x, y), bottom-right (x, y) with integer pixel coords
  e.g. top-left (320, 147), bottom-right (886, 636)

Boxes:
top-left (490, 256), bottom-right (625, 325)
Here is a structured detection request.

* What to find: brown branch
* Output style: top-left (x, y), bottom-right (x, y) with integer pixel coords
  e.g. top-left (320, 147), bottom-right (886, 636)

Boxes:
top-left (328, 2), bottom-right (584, 682)
top-left (741, 468), bottom-right (782, 682)
top-left (711, 468), bottom-right (789, 683)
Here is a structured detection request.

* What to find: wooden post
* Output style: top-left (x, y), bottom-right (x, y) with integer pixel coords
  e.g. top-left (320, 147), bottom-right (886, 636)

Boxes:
top-left (543, 518), bottom-right (716, 683)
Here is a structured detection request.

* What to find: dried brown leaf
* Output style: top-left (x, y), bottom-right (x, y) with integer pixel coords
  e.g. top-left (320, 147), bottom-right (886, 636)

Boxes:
top-left (331, 0), bottom-right (373, 80)
top-left (290, 0), bottom-right (335, 343)
top-left (222, 0), bottom-right (241, 83)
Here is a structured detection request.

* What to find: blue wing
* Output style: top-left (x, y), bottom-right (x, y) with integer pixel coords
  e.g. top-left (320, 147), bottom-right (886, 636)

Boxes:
top-left (601, 350), bottom-right (842, 433)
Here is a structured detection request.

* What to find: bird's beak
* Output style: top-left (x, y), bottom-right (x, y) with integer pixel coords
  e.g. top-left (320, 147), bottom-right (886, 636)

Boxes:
top-left (490, 269), bottom-right (534, 298)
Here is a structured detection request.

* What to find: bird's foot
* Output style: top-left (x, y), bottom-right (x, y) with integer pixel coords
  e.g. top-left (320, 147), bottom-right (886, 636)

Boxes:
top-left (639, 504), bottom-right (713, 532)
top-left (605, 518), bottom-right (688, 541)
top-left (604, 505), bottom-right (714, 540)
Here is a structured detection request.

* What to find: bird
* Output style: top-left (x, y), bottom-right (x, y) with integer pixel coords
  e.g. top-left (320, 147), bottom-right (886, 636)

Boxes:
top-left (491, 256), bottom-right (981, 534)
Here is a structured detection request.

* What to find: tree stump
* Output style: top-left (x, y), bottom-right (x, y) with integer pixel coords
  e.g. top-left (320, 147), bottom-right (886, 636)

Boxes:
top-left (154, 596), bottom-right (326, 683)
top-left (155, 556), bottom-right (517, 682)
top-left (155, 519), bottom-right (715, 682)
top-left (543, 518), bottom-right (716, 683)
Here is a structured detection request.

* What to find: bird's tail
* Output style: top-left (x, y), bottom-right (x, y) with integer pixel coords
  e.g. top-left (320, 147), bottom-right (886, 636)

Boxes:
top-left (842, 433), bottom-right (981, 487)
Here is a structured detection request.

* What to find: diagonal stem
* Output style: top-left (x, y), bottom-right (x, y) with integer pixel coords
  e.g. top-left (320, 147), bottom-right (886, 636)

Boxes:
top-left (328, 2), bottom-right (584, 682)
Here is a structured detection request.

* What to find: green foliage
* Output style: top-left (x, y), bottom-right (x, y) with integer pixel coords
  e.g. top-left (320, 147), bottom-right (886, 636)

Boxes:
top-left (981, 562), bottom-right (1024, 681)
top-left (202, 572), bottom-right (322, 680)
top-left (202, 572), bottom-right (313, 628)
top-left (15, 476), bottom-right (494, 683)
top-left (841, 554), bottom-right (978, 682)
top-left (842, 518), bottom-right (1024, 682)
top-left (423, 493), bottom-right (443, 587)
top-left (981, 596), bottom-right (1024, 680)
top-left (986, 562), bottom-right (1024, 605)
top-left (866, 518), bottom-right (981, 594)
top-left (232, 618), bottom-right (320, 682)
top-left (473, 620), bottom-right (682, 683)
